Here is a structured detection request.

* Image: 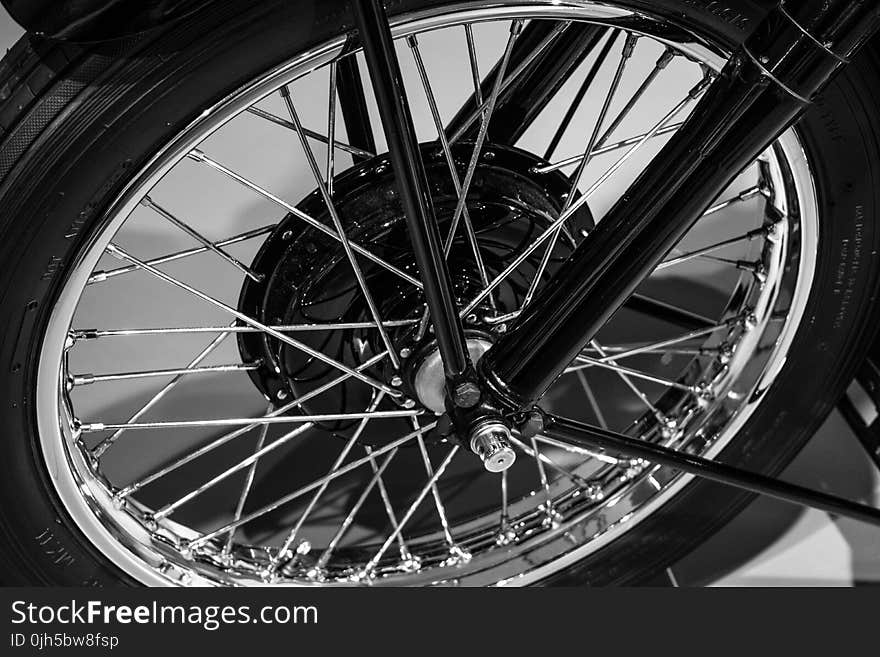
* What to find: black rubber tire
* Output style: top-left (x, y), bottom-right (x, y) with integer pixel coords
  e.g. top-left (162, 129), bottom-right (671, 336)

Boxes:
top-left (0, 0), bottom-right (879, 586)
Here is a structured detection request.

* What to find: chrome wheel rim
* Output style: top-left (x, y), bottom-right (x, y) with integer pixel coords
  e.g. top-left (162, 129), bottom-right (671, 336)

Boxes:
top-left (36, 2), bottom-right (818, 586)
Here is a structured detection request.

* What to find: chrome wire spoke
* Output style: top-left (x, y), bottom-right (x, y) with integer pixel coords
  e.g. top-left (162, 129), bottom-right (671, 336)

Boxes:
top-left (362, 443), bottom-right (413, 562)
top-left (80, 410), bottom-right (420, 434)
top-left (245, 106), bottom-right (375, 159)
top-left (116, 351), bottom-right (390, 499)
top-left (569, 355), bottom-right (696, 393)
top-left (702, 184), bottom-right (769, 217)
top-left (327, 61), bottom-right (338, 198)
top-left (152, 422), bottom-right (316, 521)
top-left (464, 24), bottom-right (484, 107)
top-left (537, 122), bottom-right (685, 173)
top-left (411, 418), bottom-right (458, 552)
top-left (74, 319), bottom-right (417, 339)
top-left (222, 408), bottom-right (272, 556)
top-left (529, 435), bottom-right (555, 522)
top-left (575, 369), bottom-right (609, 430)
top-left (87, 223), bottom-right (275, 285)
top-left (407, 34), bottom-right (492, 300)
top-left (314, 446), bottom-right (401, 572)
top-left (280, 85), bottom-right (401, 368)
top-left (524, 31), bottom-right (637, 308)
top-left (570, 319), bottom-right (736, 368)
top-left (544, 29), bottom-right (617, 160)
top-left (90, 326), bottom-right (234, 459)
top-left (189, 421), bottom-right (438, 550)
top-left (141, 196), bottom-right (262, 282)
top-left (595, 46), bottom-right (676, 148)
top-left (461, 75), bottom-right (712, 317)
top-left (508, 434), bottom-right (596, 490)
top-left (105, 243), bottom-right (400, 396)
top-left (271, 393), bottom-right (386, 571)
top-left (588, 339), bottom-right (667, 424)
top-left (658, 220), bottom-right (773, 271)
top-left (362, 444), bottom-right (459, 575)
top-left (534, 433), bottom-right (619, 465)
top-left (444, 22), bottom-right (522, 255)
top-left (448, 20), bottom-right (570, 144)
top-left (71, 362), bottom-right (260, 387)
top-left (414, 22), bottom-right (522, 338)
top-left (498, 468), bottom-right (511, 539)
top-left (186, 149), bottom-right (423, 289)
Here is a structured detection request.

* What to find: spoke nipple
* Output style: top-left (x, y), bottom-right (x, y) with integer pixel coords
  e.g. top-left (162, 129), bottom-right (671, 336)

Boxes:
top-left (621, 458), bottom-right (650, 481)
top-left (142, 514), bottom-right (159, 533)
top-left (540, 504), bottom-right (563, 529)
top-left (453, 382), bottom-right (481, 408)
top-left (399, 347), bottom-right (412, 359)
top-left (441, 545), bottom-right (472, 567)
top-left (496, 524), bottom-right (519, 546)
top-left (306, 567), bottom-right (326, 582)
top-left (276, 389), bottom-right (289, 401)
top-left (399, 550), bottom-right (422, 573)
top-left (64, 331), bottom-right (78, 350)
top-left (695, 382), bottom-right (716, 407)
top-left (584, 481), bottom-right (605, 502)
top-left (178, 541), bottom-right (194, 561)
top-left (469, 421), bottom-right (516, 473)
top-left (660, 417), bottom-right (679, 440)
top-left (401, 398), bottom-right (416, 409)
top-left (391, 375), bottom-right (403, 387)
top-left (717, 343), bottom-right (735, 365)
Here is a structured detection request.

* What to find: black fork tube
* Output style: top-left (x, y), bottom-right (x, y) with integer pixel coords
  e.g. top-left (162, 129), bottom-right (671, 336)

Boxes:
top-left (446, 21), bottom-right (608, 145)
top-left (480, 1), bottom-right (880, 409)
top-left (544, 414), bottom-right (880, 528)
top-left (352, 0), bottom-right (472, 382)
top-left (336, 56), bottom-right (377, 163)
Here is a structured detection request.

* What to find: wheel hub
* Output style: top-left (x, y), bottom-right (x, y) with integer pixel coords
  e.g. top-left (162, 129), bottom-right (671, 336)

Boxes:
top-left (412, 337), bottom-right (493, 414)
top-left (237, 141), bottom-right (591, 431)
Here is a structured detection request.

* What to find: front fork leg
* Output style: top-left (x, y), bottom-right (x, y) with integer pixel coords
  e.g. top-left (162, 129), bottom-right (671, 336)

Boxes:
top-left (353, 0), bottom-right (519, 470)
top-left (352, 1), bottom-right (474, 390)
top-left (476, 1), bottom-right (880, 425)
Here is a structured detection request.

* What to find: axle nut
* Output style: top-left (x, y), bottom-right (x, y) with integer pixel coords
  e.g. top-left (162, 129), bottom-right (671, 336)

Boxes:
top-left (453, 382), bottom-right (481, 408)
top-left (470, 422), bottom-right (516, 473)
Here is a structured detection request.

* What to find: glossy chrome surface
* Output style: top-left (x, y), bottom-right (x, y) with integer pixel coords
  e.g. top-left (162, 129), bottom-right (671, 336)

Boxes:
top-left (36, 2), bottom-right (818, 586)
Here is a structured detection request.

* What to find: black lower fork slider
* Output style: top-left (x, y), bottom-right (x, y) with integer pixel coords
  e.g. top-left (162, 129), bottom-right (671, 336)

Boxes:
top-left (543, 413), bottom-right (880, 528)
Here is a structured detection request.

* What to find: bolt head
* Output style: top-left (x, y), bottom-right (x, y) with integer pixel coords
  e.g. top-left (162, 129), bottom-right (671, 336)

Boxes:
top-left (453, 382), bottom-right (481, 408)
